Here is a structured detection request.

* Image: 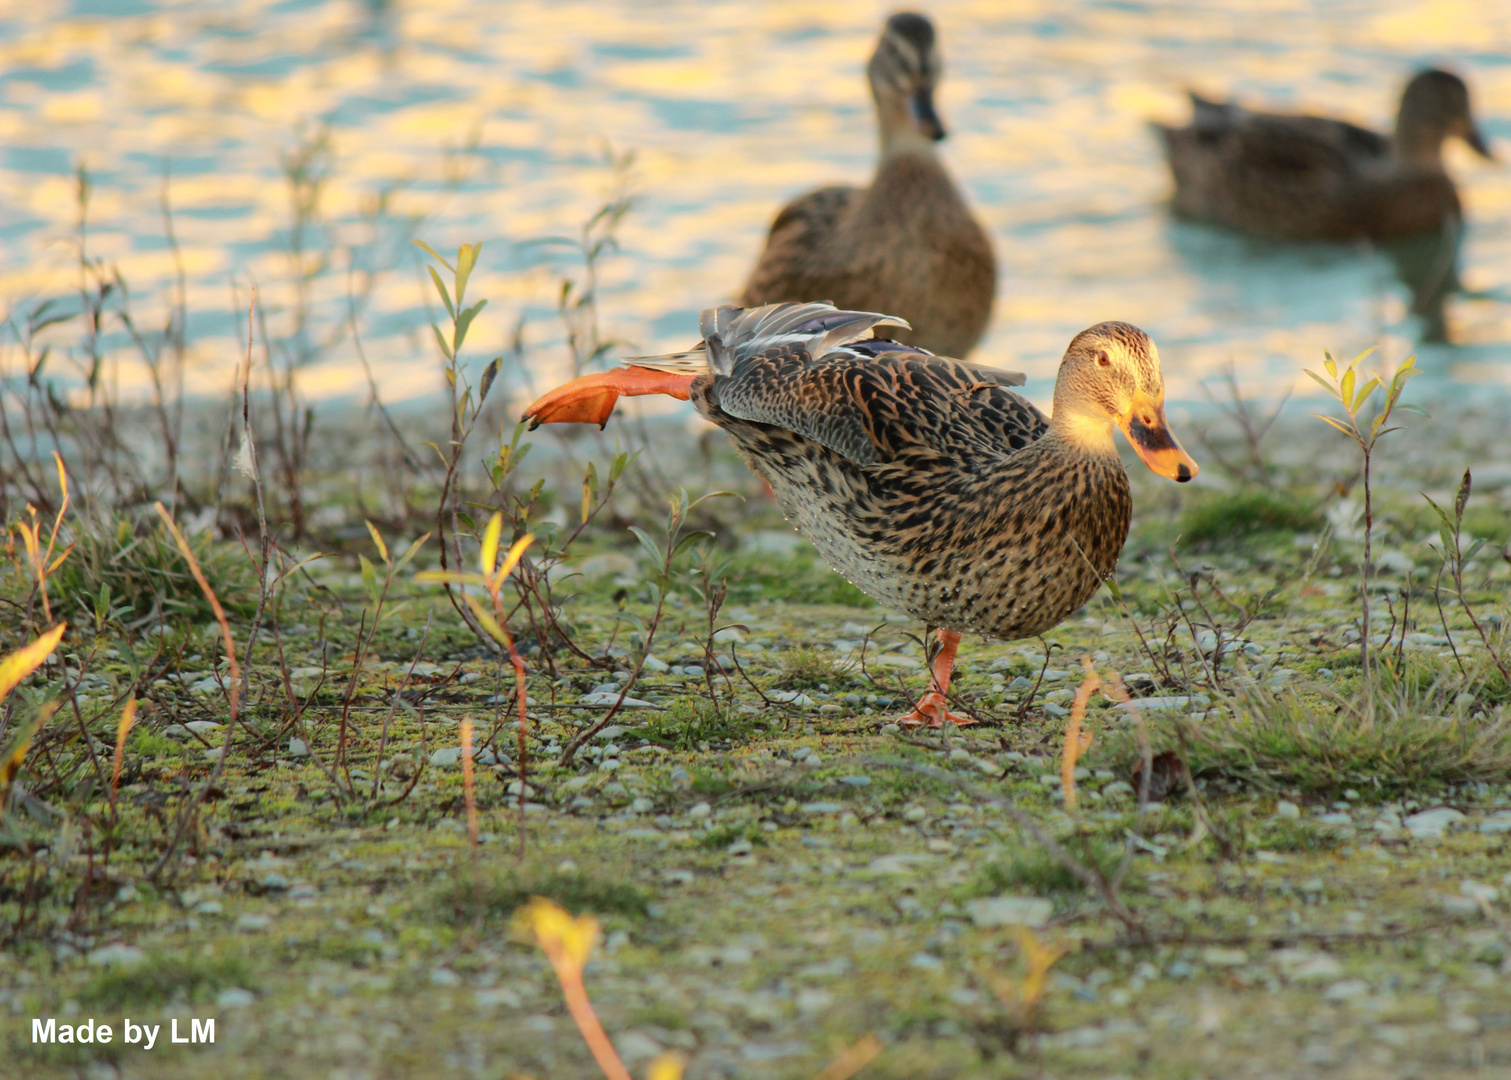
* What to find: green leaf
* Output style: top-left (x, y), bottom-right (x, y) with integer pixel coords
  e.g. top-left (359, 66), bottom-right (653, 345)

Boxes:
top-left (427, 266), bottom-right (455, 319)
top-left (396, 534), bottom-right (429, 572)
top-left (628, 525), bottom-right (665, 567)
top-left (1396, 403), bottom-right (1430, 417)
top-left (1302, 368), bottom-right (1338, 397)
top-left (453, 299), bottom-right (488, 354)
top-left (359, 554), bottom-right (377, 600)
top-left (412, 239), bottom-right (454, 273)
top-left (1312, 414), bottom-right (1359, 440)
top-left (1455, 469), bottom-right (1471, 523)
top-left (1350, 376), bottom-right (1380, 414)
top-left (671, 530), bottom-right (715, 560)
top-left (431, 323), bottom-right (454, 361)
top-left (1465, 537), bottom-right (1488, 565)
top-left (455, 242), bottom-right (482, 308)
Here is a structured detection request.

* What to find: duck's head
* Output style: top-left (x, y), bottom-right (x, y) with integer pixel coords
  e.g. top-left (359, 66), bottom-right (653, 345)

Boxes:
top-left (1051, 322), bottom-right (1198, 483)
top-left (868, 12), bottom-right (946, 152)
top-left (1397, 69), bottom-right (1492, 163)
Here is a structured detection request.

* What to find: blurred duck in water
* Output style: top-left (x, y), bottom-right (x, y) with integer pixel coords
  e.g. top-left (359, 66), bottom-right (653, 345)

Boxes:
top-left (1157, 69), bottom-right (1494, 340)
top-left (523, 302), bottom-right (1196, 727)
top-left (739, 13), bottom-right (995, 359)
top-left (1155, 68), bottom-right (1493, 241)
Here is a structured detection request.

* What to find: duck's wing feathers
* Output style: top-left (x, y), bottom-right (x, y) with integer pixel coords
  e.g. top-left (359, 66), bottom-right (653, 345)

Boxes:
top-left (1185, 93), bottom-right (1390, 172)
top-left (704, 308), bottom-right (1041, 467)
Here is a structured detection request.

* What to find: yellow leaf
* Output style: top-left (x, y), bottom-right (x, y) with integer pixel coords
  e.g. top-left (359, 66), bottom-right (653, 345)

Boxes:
top-left (0, 623), bottom-right (66, 704)
top-left (479, 512), bottom-right (503, 578)
top-left (463, 594), bottom-right (512, 647)
top-left (646, 1053), bottom-right (685, 1080)
top-left (513, 897), bottom-right (599, 972)
top-left (497, 534), bottom-right (535, 581)
top-left (0, 706), bottom-right (55, 806)
top-left (365, 521), bottom-right (390, 563)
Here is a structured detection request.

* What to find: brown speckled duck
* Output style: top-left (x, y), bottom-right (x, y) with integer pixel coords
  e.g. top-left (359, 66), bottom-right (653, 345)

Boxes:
top-left (523, 302), bottom-right (1197, 727)
top-left (739, 13), bottom-right (996, 358)
top-left (1156, 68), bottom-right (1494, 240)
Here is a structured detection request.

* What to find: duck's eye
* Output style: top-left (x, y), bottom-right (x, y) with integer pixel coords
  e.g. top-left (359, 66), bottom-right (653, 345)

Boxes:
top-left (1096, 351), bottom-right (1111, 367)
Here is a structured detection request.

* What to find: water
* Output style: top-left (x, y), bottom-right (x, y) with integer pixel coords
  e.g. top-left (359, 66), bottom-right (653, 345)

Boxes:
top-left (0, 0), bottom-right (1507, 416)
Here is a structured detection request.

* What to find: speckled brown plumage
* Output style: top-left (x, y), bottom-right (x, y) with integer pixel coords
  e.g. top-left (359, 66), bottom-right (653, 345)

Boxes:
top-left (739, 12), bottom-right (995, 358)
top-left (1155, 69), bottom-right (1492, 241)
top-left (524, 301), bottom-right (1196, 725)
top-left (690, 313), bottom-right (1134, 639)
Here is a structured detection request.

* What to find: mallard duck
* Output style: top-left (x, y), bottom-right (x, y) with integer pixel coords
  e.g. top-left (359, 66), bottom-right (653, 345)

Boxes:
top-left (523, 302), bottom-right (1196, 727)
top-left (1155, 68), bottom-right (1493, 240)
top-left (739, 13), bottom-right (996, 358)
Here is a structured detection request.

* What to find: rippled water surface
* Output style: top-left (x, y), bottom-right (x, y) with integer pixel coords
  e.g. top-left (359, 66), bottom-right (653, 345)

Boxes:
top-left (1, 0), bottom-right (1508, 413)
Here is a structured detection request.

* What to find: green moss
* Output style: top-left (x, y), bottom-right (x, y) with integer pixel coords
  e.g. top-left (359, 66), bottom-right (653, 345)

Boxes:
top-left (427, 869), bottom-right (651, 927)
top-left (963, 839), bottom-right (1126, 901)
top-left (1179, 489), bottom-right (1322, 546)
top-left (725, 549), bottom-right (876, 606)
top-left (80, 953), bottom-right (255, 1009)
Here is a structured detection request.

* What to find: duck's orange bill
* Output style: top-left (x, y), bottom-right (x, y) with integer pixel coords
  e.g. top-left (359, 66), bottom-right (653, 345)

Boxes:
top-left (1116, 394), bottom-right (1199, 483)
top-left (522, 366), bottom-right (697, 430)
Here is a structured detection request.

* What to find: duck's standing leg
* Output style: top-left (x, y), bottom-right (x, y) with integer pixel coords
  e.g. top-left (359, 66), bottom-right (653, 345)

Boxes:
top-left (899, 628), bottom-right (976, 727)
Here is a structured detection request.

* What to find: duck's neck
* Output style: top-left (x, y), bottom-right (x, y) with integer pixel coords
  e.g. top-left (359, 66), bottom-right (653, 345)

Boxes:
top-left (879, 126), bottom-right (941, 162)
top-left (1046, 410), bottom-right (1121, 460)
top-left (1394, 113), bottom-right (1447, 167)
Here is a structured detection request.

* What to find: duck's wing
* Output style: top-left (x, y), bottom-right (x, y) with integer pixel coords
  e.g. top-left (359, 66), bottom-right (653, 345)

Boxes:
top-left (704, 304), bottom-right (1040, 466)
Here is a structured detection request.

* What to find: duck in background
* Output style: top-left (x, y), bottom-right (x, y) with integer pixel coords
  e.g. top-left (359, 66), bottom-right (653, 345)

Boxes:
top-left (523, 301), bottom-right (1195, 727)
top-left (1155, 68), bottom-right (1492, 241)
top-left (1156, 69), bottom-right (1494, 340)
top-left (739, 13), bottom-right (996, 359)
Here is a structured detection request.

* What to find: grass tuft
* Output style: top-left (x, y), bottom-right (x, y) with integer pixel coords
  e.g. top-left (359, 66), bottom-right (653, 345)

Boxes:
top-left (80, 952), bottom-right (254, 1008)
top-left (1179, 489), bottom-right (1322, 546)
top-left (429, 868), bottom-right (651, 927)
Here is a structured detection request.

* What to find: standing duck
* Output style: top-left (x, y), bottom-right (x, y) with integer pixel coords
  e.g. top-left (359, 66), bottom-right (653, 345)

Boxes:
top-left (1155, 68), bottom-right (1493, 240)
top-left (739, 13), bottom-right (996, 358)
top-left (523, 302), bottom-right (1196, 727)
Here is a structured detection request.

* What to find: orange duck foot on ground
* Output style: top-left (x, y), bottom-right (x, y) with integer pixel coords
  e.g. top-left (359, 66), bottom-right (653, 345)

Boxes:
top-left (898, 689), bottom-right (978, 728)
top-left (524, 366), bottom-right (696, 429)
top-left (896, 628), bottom-right (976, 727)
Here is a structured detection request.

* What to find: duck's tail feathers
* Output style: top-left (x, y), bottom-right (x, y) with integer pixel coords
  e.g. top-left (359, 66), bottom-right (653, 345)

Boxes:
top-left (696, 301), bottom-right (910, 375)
top-left (1188, 90), bottom-right (1239, 133)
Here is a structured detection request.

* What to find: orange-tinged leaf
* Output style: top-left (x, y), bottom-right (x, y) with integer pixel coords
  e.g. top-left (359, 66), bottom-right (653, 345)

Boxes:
top-left (0, 623), bottom-right (66, 704)
top-left (813, 1034), bottom-right (882, 1080)
top-left (1061, 661), bottom-right (1100, 812)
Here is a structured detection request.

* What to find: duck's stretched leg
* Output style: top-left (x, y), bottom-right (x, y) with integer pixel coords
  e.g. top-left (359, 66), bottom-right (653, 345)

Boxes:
top-left (898, 628), bottom-right (975, 727)
top-left (524, 367), bottom-right (696, 429)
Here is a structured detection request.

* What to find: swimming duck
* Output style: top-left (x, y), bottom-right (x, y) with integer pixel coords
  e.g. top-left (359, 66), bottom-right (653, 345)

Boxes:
top-left (739, 13), bottom-right (996, 358)
top-left (523, 302), bottom-right (1196, 727)
top-left (1155, 68), bottom-right (1493, 240)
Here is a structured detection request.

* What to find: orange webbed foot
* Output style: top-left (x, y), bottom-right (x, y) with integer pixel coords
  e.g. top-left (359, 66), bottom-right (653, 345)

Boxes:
top-left (897, 691), bottom-right (977, 728)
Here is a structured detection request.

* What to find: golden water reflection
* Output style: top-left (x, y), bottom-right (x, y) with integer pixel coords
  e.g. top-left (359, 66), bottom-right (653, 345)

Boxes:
top-left (0, 0), bottom-right (1506, 414)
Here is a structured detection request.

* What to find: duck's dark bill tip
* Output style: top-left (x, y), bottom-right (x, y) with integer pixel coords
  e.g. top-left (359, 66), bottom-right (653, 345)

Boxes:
top-left (1176, 463), bottom-right (1193, 483)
